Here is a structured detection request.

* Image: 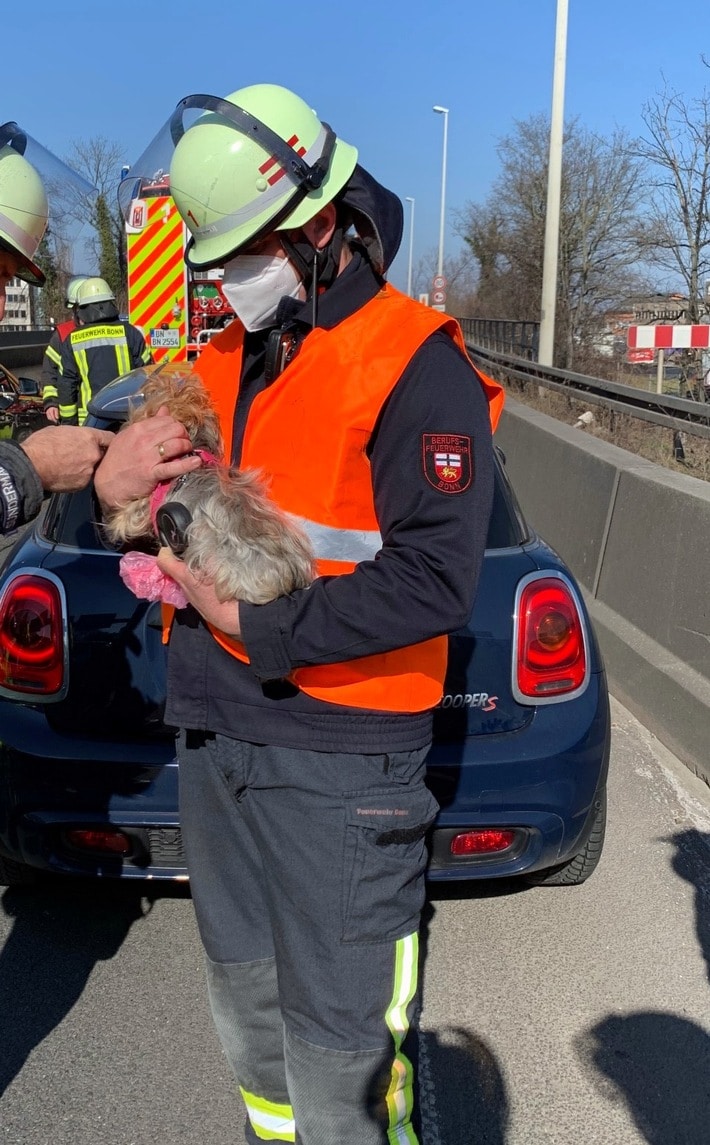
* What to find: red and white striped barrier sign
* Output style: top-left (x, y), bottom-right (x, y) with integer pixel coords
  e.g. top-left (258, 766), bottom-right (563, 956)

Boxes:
top-left (627, 325), bottom-right (710, 349)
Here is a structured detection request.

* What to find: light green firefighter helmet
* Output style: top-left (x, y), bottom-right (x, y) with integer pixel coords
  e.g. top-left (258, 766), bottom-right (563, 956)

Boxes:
top-left (75, 277), bottom-right (115, 306)
top-left (65, 275), bottom-right (88, 307)
top-left (0, 144), bottom-right (48, 286)
top-left (168, 84), bottom-right (359, 268)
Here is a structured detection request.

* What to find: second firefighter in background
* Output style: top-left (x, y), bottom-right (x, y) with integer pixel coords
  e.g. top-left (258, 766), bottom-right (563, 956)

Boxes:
top-left (57, 277), bottom-right (151, 424)
top-left (41, 275), bottom-right (86, 422)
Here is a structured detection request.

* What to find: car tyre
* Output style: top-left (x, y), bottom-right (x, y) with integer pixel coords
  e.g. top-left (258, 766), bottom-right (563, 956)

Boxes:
top-left (0, 853), bottom-right (38, 886)
top-left (523, 786), bottom-right (607, 887)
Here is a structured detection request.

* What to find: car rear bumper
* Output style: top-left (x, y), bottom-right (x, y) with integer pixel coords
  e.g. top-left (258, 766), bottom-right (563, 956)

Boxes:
top-left (0, 673), bottom-right (609, 882)
top-left (425, 671), bottom-right (610, 879)
top-left (0, 733), bottom-right (184, 880)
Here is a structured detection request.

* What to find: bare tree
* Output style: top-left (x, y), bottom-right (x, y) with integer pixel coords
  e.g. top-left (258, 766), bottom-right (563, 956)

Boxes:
top-left (454, 115), bottom-right (647, 368)
top-left (634, 79), bottom-right (710, 320)
top-left (633, 76), bottom-right (710, 394)
top-left (413, 247), bottom-right (479, 315)
top-left (64, 137), bottom-right (129, 303)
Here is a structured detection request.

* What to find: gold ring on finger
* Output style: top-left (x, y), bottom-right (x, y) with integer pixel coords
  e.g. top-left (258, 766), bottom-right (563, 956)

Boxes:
top-left (157, 442), bottom-right (166, 458)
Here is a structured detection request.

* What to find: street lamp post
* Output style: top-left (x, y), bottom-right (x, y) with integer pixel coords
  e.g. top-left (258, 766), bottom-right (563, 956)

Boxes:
top-left (432, 106), bottom-right (449, 286)
top-left (405, 196), bottom-right (415, 297)
top-left (538, 0), bottom-right (569, 366)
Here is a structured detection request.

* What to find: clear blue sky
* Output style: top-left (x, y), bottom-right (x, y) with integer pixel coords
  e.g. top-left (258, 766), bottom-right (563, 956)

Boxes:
top-left (6, 1), bottom-right (710, 293)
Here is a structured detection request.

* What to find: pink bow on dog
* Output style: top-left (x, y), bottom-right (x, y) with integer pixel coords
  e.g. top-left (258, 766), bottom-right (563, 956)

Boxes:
top-left (118, 550), bottom-right (189, 608)
top-left (120, 449), bottom-right (219, 608)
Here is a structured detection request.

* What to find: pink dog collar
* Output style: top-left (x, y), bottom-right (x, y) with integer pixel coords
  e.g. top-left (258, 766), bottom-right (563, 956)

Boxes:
top-left (149, 448), bottom-right (219, 531)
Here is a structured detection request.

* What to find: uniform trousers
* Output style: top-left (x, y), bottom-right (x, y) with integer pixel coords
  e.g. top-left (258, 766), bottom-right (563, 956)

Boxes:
top-left (177, 729), bottom-right (439, 1145)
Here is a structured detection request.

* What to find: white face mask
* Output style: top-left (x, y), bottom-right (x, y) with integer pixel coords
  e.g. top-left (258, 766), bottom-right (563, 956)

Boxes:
top-left (221, 253), bottom-right (303, 332)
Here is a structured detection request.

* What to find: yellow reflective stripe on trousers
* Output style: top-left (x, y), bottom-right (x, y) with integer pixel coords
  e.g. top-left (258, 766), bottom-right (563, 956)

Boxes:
top-left (385, 932), bottom-right (420, 1144)
top-left (239, 1088), bottom-right (296, 1142)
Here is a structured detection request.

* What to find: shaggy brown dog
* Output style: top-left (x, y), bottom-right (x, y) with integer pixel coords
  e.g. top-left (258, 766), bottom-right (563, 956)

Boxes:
top-left (104, 364), bottom-right (315, 605)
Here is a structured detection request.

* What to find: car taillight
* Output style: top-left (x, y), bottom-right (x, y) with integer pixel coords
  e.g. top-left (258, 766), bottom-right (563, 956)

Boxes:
top-left (450, 828), bottom-right (517, 856)
top-left (65, 828), bottom-right (132, 855)
top-left (0, 573), bottom-right (65, 695)
top-left (514, 573), bottom-right (588, 702)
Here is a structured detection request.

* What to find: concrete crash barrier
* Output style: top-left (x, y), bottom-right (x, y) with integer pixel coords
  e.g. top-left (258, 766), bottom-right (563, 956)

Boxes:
top-left (496, 396), bottom-right (710, 787)
top-left (0, 330), bottom-right (50, 369)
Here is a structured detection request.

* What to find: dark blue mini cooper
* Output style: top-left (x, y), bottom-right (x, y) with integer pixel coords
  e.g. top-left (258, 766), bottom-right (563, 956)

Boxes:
top-left (0, 371), bottom-right (610, 887)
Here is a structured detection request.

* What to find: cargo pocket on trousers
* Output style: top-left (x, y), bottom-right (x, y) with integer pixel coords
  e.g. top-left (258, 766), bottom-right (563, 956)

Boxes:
top-left (341, 786), bottom-right (440, 944)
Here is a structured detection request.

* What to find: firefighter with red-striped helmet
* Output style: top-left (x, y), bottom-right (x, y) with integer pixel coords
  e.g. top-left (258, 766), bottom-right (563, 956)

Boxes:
top-left (100, 83), bottom-right (503, 1144)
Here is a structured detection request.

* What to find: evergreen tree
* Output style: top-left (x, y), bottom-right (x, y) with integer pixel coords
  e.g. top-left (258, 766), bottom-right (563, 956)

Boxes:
top-left (32, 231), bottom-right (63, 327)
top-left (96, 193), bottom-right (122, 303)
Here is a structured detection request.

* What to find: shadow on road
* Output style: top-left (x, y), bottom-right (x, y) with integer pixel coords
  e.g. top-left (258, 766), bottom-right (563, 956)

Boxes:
top-left (0, 878), bottom-right (188, 1097)
top-left (667, 828), bottom-right (710, 985)
top-left (416, 879), bottom-right (523, 1143)
top-left (420, 1026), bottom-right (509, 1144)
top-left (576, 1012), bottom-right (710, 1145)
top-left (576, 828), bottom-right (710, 1144)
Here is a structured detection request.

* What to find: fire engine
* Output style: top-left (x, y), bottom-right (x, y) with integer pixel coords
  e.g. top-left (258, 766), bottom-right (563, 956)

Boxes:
top-left (125, 175), bottom-right (235, 363)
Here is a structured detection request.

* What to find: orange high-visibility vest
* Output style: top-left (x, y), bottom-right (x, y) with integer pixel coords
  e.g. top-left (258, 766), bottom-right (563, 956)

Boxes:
top-left (191, 283), bottom-right (505, 712)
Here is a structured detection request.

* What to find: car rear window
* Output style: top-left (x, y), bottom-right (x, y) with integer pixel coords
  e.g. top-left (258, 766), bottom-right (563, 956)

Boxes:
top-left (486, 450), bottom-right (529, 548)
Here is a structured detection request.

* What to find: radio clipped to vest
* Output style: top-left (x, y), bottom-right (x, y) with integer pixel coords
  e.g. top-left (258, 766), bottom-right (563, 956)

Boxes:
top-left (265, 328), bottom-right (300, 383)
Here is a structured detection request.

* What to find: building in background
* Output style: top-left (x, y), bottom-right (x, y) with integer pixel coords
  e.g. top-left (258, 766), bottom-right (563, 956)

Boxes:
top-left (0, 277), bottom-right (31, 330)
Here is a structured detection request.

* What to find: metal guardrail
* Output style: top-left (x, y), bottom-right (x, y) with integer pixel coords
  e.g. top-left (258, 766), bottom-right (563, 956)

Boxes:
top-left (460, 318), bottom-right (540, 360)
top-left (462, 338), bottom-right (710, 441)
top-left (6, 317), bottom-right (708, 440)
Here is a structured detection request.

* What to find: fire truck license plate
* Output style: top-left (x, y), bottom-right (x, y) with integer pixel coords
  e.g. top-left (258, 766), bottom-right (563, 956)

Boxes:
top-left (150, 329), bottom-right (181, 349)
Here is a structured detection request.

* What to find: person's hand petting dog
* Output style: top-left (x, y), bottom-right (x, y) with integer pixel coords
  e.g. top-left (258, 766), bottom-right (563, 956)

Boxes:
top-left (156, 546), bottom-right (242, 637)
top-left (94, 403), bottom-right (202, 512)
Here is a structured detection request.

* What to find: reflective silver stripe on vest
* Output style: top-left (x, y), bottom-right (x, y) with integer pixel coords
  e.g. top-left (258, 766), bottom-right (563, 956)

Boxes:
top-left (289, 514), bottom-right (382, 564)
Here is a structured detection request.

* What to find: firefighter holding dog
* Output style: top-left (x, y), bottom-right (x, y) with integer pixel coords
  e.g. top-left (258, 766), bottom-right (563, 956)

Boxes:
top-left (95, 84), bottom-right (503, 1144)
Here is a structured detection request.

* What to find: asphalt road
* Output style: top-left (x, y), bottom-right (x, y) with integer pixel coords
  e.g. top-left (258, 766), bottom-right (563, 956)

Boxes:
top-left (0, 697), bottom-right (709, 1145)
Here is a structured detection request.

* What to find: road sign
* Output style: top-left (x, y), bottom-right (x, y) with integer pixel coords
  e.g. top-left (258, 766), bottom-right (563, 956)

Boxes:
top-left (627, 325), bottom-right (710, 349)
top-left (432, 289), bottom-right (446, 305)
top-left (433, 274), bottom-right (447, 290)
top-left (627, 348), bottom-right (654, 364)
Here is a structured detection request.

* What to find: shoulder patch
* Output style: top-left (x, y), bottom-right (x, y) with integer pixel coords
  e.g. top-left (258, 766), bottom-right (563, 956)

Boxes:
top-left (422, 434), bottom-right (473, 493)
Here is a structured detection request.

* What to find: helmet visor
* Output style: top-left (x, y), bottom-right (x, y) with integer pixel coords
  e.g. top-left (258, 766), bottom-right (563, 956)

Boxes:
top-left (117, 93), bottom-right (357, 268)
top-left (0, 122), bottom-right (98, 286)
top-left (117, 115), bottom-right (177, 225)
top-left (118, 95), bottom-right (335, 224)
